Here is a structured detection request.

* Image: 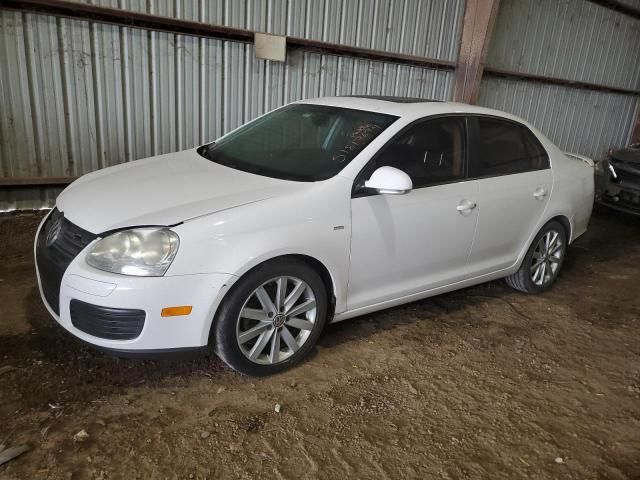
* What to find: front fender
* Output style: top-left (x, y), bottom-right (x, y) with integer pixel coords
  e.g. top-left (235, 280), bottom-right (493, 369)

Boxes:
top-left (166, 178), bottom-right (352, 314)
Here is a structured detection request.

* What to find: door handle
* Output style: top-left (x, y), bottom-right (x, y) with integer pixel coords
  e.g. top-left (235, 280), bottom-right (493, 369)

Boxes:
top-left (456, 200), bottom-right (477, 215)
top-left (533, 187), bottom-right (548, 200)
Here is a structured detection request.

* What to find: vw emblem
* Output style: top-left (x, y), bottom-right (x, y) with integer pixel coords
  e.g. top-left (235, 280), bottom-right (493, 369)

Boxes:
top-left (46, 217), bottom-right (62, 247)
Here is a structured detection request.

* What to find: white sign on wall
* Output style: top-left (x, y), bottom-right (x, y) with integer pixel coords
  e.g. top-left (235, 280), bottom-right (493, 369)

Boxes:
top-left (254, 32), bottom-right (287, 62)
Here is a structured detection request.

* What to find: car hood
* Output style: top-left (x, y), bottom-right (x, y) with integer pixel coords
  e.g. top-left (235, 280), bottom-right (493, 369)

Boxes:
top-left (57, 149), bottom-right (305, 233)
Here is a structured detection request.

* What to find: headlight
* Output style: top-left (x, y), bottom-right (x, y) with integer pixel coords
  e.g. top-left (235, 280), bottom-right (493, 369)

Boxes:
top-left (86, 228), bottom-right (179, 276)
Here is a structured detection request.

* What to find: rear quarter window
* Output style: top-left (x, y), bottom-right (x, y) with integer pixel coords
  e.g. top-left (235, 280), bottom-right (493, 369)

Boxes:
top-left (471, 117), bottom-right (549, 177)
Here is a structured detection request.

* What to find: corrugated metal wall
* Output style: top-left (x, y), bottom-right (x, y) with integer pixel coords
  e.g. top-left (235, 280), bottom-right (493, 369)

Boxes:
top-left (487, 0), bottom-right (640, 89)
top-left (1, 0), bottom-right (640, 211)
top-left (0, 0), bottom-right (464, 210)
top-left (75, 0), bottom-right (464, 61)
top-left (478, 77), bottom-right (639, 158)
top-left (481, 0), bottom-right (640, 159)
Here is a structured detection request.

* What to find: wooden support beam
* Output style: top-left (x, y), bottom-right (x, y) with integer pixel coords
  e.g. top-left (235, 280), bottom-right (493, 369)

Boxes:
top-left (0, 176), bottom-right (76, 187)
top-left (453, 0), bottom-right (501, 104)
top-left (483, 67), bottom-right (640, 96)
top-left (630, 101), bottom-right (640, 145)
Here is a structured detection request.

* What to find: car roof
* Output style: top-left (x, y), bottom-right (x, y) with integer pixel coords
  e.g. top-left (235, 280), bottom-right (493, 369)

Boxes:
top-left (344, 95), bottom-right (442, 104)
top-left (296, 96), bottom-right (529, 125)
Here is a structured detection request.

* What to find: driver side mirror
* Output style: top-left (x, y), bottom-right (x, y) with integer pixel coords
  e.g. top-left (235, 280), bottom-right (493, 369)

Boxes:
top-left (364, 166), bottom-right (412, 195)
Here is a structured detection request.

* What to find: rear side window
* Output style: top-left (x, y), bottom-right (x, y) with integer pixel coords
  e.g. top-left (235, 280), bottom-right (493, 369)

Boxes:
top-left (471, 117), bottom-right (549, 177)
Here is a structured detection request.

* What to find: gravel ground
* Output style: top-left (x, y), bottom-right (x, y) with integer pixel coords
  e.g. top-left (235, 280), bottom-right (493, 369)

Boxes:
top-left (0, 206), bottom-right (639, 479)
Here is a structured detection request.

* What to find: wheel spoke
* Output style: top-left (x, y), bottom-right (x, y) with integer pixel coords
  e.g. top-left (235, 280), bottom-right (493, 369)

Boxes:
top-left (269, 328), bottom-right (281, 364)
top-left (241, 307), bottom-right (270, 322)
top-left (286, 316), bottom-right (314, 331)
top-left (255, 286), bottom-right (276, 314)
top-left (249, 328), bottom-right (274, 360)
top-left (531, 258), bottom-right (544, 272)
top-left (550, 242), bottom-right (563, 256)
top-left (238, 323), bottom-right (270, 344)
top-left (287, 299), bottom-right (316, 318)
top-left (280, 326), bottom-right (299, 352)
top-left (276, 277), bottom-right (287, 311)
top-left (532, 264), bottom-right (542, 284)
top-left (237, 276), bottom-right (317, 365)
top-left (284, 281), bottom-right (306, 312)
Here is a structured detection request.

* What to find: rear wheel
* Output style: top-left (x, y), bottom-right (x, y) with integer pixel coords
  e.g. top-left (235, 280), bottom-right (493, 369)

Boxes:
top-left (505, 220), bottom-right (567, 293)
top-left (212, 259), bottom-right (328, 376)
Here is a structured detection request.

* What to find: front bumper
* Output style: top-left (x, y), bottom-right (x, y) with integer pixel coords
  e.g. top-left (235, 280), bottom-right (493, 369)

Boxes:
top-left (596, 159), bottom-right (640, 215)
top-left (34, 212), bottom-right (235, 353)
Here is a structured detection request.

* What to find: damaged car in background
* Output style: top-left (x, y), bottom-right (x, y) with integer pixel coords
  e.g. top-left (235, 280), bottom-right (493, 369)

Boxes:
top-left (595, 143), bottom-right (640, 215)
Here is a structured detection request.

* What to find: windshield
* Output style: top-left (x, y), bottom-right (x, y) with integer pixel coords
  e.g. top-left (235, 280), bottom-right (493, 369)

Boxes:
top-left (198, 104), bottom-right (398, 181)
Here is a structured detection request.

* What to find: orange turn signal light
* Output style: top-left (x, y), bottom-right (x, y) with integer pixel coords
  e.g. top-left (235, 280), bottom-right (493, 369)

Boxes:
top-left (161, 306), bottom-right (193, 317)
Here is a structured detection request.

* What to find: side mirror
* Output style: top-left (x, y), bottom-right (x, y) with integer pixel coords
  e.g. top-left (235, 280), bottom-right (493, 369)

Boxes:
top-left (364, 166), bottom-right (412, 195)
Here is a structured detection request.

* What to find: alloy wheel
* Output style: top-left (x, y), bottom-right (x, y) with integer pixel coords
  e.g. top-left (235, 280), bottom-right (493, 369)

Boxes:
top-left (530, 229), bottom-right (564, 286)
top-left (235, 276), bottom-right (317, 365)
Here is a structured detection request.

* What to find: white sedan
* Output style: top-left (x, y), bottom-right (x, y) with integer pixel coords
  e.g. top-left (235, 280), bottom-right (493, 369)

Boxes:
top-left (35, 96), bottom-right (594, 375)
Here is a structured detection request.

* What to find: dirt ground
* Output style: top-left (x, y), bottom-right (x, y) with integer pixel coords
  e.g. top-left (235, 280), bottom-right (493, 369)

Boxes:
top-left (0, 206), bottom-right (639, 480)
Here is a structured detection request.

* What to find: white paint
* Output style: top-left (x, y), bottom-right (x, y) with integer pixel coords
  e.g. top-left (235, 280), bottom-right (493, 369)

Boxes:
top-left (36, 97), bottom-right (595, 353)
top-left (364, 166), bottom-right (413, 194)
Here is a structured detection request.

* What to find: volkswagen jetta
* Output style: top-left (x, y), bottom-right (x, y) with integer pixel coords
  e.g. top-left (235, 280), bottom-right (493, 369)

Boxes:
top-left (35, 96), bottom-right (594, 375)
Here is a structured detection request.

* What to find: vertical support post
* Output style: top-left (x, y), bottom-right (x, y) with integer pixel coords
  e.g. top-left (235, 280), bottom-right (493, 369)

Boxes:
top-left (453, 0), bottom-right (501, 104)
top-left (630, 99), bottom-right (640, 144)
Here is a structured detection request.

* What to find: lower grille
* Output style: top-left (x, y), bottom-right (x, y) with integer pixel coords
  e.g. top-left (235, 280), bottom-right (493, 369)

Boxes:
top-left (36, 209), bottom-right (97, 314)
top-left (70, 300), bottom-right (145, 340)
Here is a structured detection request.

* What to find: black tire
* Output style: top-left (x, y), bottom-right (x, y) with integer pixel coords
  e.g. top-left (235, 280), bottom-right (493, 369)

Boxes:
top-left (212, 258), bottom-right (328, 376)
top-left (505, 220), bottom-right (567, 294)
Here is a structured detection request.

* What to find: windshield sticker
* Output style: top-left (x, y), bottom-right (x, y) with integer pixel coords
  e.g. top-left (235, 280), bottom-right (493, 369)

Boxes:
top-left (332, 123), bottom-right (383, 162)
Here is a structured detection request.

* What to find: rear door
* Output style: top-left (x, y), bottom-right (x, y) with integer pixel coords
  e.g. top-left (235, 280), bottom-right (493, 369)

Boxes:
top-left (466, 116), bottom-right (552, 276)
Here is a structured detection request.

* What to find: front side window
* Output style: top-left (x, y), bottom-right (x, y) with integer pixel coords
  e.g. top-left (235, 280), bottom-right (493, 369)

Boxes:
top-left (198, 104), bottom-right (397, 181)
top-left (362, 116), bottom-right (466, 189)
top-left (471, 117), bottom-right (549, 177)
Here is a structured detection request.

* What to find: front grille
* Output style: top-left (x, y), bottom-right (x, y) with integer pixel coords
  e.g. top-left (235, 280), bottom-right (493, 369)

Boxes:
top-left (70, 299), bottom-right (145, 340)
top-left (36, 208), bottom-right (97, 314)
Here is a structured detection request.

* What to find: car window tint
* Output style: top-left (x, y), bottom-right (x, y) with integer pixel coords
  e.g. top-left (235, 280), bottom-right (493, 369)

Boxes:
top-left (200, 105), bottom-right (397, 182)
top-left (373, 117), bottom-right (466, 188)
top-left (474, 118), bottom-right (549, 176)
top-left (520, 126), bottom-right (550, 170)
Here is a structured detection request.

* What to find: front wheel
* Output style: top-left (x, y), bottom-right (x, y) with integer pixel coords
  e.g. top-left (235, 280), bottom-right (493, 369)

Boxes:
top-left (505, 220), bottom-right (567, 293)
top-left (212, 259), bottom-right (328, 376)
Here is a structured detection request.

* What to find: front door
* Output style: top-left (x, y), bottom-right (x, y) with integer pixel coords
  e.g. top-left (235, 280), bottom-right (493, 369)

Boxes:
top-left (348, 116), bottom-right (479, 310)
